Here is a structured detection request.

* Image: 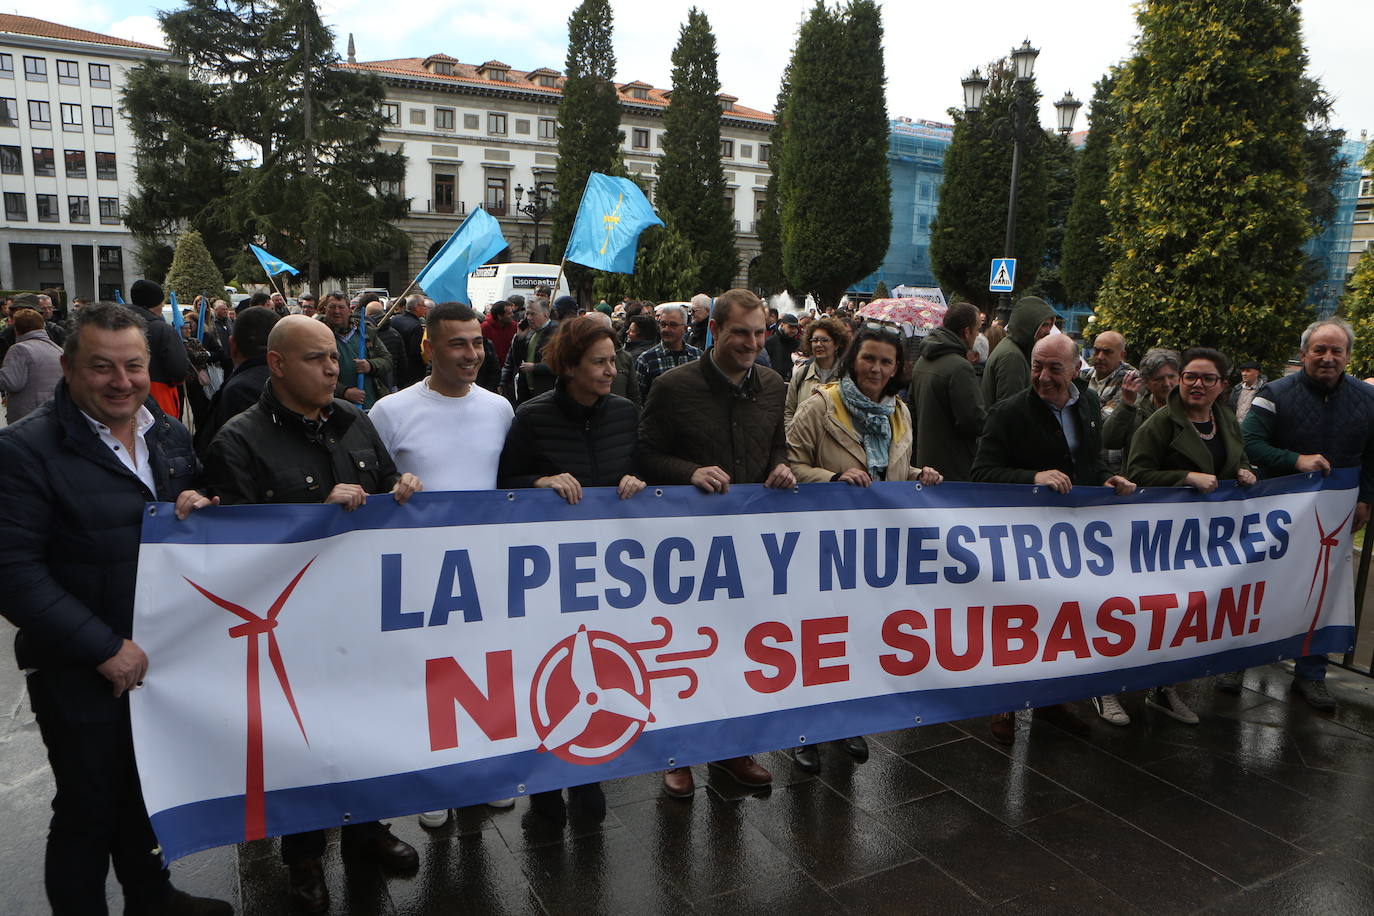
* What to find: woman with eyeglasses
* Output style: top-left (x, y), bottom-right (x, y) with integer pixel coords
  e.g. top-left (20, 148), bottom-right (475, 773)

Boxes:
top-left (784, 322), bottom-right (942, 773)
top-left (784, 316), bottom-right (851, 427)
top-left (1120, 346), bottom-right (1256, 725)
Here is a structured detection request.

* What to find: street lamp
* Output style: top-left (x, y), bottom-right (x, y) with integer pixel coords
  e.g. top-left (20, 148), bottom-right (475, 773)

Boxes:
top-left (513, 177), bottom-right (559, 262)
top-left (960, 39), bottom-right (1080, 323)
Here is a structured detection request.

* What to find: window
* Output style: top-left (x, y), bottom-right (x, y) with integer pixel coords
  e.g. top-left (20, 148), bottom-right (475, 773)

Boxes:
top-left (4, 192), bottom-right (25, 221)
top-left (0, 98), bottom-right (17, 126)
top-left (92, 106), bottom-right (114, 134)
top-left (32, 147), bottom-right (55, 176)
top-left (29, 100), bottom-right (51, 129)
top-left (433, 172), bottom-right (455, 213)
top-left (37, 245), bottom-right (61, 267)
top-left (65, 149), bottom-right (86, 177)
top-left (435, 107), bottom-right (454, 130)
top-left (380, 102), bottom-right (400, 125)
top-left (68, 195), bottom-right (89, 223)
top-left (917, 213), bottom-right (930, 233)
top-left (56, 59), bottom-right (79, 85)
top-left (538, 75), bottom-right (556, 88)
top-left (89, 63), bottom-right (111, 88)
top-left (538, 118), bottom-right (557, 140)
top-left (1362, 178), bottom-right (1374, 199)
top-left (36, 193), bottom-right (59, 222)
top-left (724, 189), bottom-right (735, 221)
top-left (656, 133), bottom-right (664, 149)
top-left (1355, 209), bottom-right (1373, 224)
top-left (720, 139), bottom-right (734, 158)
top-left (632, 128), bottom-right (649, 150)
top-left (918, 181), bottom-right (932, 201)
top-left (99, 246), bottom-right (122, 267)
top-left (0, 54), bottom-right (13, 78)
top-left (463, 113), bottom-right (480, 130)
top-left (485, 175), bottom-right (507, 215)
top-left (760, 143), bottom-right (771, 163)
top-left (740, 144), bottom-right (753, 159)
top-left (753, 192), bottom-right (767, 219)
top-left (98, 196), bottom-right (120, 224)
top-left (409, 108), bottom-right (426, 125)
top-left (0, 145), bottom-right (19, 175)
top-left (487, 113), bottom-right (507, 136)
top-left (632, 87), bottom-right (648, 100)
top-left (377, 179), bottom-right (401, 198)
top-left (24, 56), bottom-right (46, 81)
top-left (60, 102), bottom-right (82, 130)
top-left (95, 151), bottom-right (116, 180)
top-left (515, 119), bottom-right (530, 135)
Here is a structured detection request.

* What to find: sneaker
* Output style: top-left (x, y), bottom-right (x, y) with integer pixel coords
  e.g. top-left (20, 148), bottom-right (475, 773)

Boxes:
top-left (1292, 677), bottom-right (1337, 711)
top-left (418, 809), bottom-right (450, 828)
top-left (1216, 671), bottom-right (1244, 694)
top-left (486, 797), bottom-right (516, 808)
top-left (1091, 694), bottom-right (1131, 726)
top-left (1146, 686), bottom-right (1199, 724)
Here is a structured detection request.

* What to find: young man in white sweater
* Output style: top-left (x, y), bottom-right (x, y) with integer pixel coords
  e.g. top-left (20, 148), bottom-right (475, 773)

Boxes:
top-left (366, 300), bottom-right (515, 825)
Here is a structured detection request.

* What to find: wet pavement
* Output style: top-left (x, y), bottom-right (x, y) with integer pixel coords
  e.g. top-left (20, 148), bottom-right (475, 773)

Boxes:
top-left (3, 626), bottom-right (1374, 915)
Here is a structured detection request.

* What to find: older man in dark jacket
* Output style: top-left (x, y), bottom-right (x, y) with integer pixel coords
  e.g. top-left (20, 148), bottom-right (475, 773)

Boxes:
top-left (0, 303), bottom-right (226, 915)
top-left (500, 297), bottom-right (560, 403)
top-left (909, 302), bottom-right (986, 480)
top-left (638, 288), bottom-right (795, 799)
top-left (973, 333), bottom-right (1136, 745)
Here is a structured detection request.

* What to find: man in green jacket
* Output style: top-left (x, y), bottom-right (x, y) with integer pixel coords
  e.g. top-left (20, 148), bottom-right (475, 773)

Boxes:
top-left (909, 302), bottom-right (985, 481)
top-left (322, 292), bottom-right (392, 409)
top-left (980, 296), bottom-right (1057, 407)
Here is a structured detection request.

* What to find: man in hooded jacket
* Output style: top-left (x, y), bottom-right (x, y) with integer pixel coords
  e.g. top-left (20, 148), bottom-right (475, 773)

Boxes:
top-left (908, 302), bottom-right (986, 481)
top-left (980, 296), bottom-right (1057, 407)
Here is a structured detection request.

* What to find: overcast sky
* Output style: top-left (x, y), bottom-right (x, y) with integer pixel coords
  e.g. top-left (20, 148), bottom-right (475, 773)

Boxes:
top-left (24, 0), bottom-right (1374, 139)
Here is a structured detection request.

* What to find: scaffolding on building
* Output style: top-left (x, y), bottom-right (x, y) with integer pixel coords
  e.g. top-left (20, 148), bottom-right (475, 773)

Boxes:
top-left (1306, 138), bottom-right (1366, 319)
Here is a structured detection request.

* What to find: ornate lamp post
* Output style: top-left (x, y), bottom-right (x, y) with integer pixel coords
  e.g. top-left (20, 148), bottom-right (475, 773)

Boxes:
top-left (513, 178), bottom-right (559, 263)
top-left (961, 40), bottom-right (1082, 322)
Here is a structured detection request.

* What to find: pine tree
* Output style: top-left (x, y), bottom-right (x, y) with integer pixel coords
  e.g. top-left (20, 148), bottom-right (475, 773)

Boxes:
top-left (656, 8), bottom-right (737, 293)
top-left (1027, 134), bottom-right (1078, 305)
top-left (123, 0), bottom-right (406, 286)
top-left (872, 281), bottom-right (889, 299)
top-left (549, 0), bottom-right (624, 303)
top-left (751, 70), bottom-right (790, 295)
top-left (1060, 70), bottom-right (1121, 306)
top-left (163, 230), bottom-right (226, 302)
top-left (929, 58), bottom-right (1049, 311)
top-left (1097, 0), bottom-right (1312, 371)
top-left (778, 0), bottom-right (890, 307)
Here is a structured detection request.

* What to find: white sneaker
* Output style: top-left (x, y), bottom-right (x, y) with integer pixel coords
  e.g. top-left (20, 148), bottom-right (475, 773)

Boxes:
top-left (486, 797), bottom-right (516, 808)
top-left (418, 809), bottom-right (450, 828)
top-left (1147, 686), bottom-right (1199, 724)
top-left (1092, 694), bottom-right (1131, 726)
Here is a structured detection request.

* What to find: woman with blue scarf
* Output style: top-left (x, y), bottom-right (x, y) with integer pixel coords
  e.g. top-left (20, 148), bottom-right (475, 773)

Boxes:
top-left (784, 322), bottom-right (943, 773)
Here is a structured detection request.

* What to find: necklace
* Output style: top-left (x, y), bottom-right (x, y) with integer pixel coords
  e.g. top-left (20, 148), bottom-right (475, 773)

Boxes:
top-left (1192, 418), bottom-right (1215, 441)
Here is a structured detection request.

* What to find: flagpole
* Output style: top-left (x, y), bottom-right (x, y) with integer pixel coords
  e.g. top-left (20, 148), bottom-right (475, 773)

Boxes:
top-left (552, 258), bottom-right (568, 302)
top-left (379, 277), bottom-right (421, 330)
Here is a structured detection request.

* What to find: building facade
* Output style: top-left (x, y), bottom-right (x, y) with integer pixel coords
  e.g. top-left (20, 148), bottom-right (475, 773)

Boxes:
top-left (1348, 132), bottom-right (1372, 280)
top-left (0, 15), bottom-right (175, 301)
top-left (342, 46), bottom-right (773, 293)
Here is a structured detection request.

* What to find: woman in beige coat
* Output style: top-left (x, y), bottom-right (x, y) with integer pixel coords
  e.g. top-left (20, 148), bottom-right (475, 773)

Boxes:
top-left (784, 322), bottom-right (941, 774)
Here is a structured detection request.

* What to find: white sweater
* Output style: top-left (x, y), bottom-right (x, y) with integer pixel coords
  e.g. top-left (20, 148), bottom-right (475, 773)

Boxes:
top-left (368, 379), bottom-right (514, 491)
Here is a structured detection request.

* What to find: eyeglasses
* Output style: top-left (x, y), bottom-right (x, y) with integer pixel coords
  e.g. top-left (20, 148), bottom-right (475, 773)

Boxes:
top-left (810, 336), bottom-right (833, 345)
top-left (1181, 372), bottom-right (1222, 386)
top-left (658, 321), bottom-right (684, 329)
top-left (861, 321), bottom-right (901, 337)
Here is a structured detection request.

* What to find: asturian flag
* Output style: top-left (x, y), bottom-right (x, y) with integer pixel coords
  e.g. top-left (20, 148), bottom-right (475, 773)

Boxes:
top-left (564, 173), bottom-right (664, 274)
top-left (414, 208), bottom-right (508, 305)
top-left (249, 244), bottom-right (300, 278)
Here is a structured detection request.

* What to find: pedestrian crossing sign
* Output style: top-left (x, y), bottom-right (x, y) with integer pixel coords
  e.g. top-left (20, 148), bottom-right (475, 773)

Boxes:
top-left (994, 258), bottom-right (1016, 293)
top-left (989, 258), bottom-right (1016, 293)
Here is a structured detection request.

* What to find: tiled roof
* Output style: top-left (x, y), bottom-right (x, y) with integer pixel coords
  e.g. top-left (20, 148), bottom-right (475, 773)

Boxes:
top-left (0, 14), bottom-right (164, 51)
top-left (344, 55), bottom-right (773, 123)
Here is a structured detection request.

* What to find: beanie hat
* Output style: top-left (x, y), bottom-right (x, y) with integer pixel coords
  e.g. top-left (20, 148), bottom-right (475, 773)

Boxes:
top-left (130, 279), bottom-right (163, 308)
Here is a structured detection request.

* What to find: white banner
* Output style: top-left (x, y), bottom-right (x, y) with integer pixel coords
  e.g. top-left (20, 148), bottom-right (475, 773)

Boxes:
top-left (132, 472), bottom-right (1358, 860)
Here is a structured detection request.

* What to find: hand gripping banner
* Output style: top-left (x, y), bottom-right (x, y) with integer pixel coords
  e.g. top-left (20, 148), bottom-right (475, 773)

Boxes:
top-left (132, 471), bottom-right (1358, 860)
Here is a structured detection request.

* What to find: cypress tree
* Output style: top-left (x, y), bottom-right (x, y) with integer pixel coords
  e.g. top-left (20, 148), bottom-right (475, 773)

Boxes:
top-left (1060, 70), bottom-right (1121, 306)
top-left (1098, 0), bottom-right (1312, 371)
top-left (549, 0), bottom-right (624, 302)
top-left (164, 229), bottom-right (226, 302)
top-left (779, 0), bottom-right (890, 307)
top-left (1027, 134), bottom-right (1078, 305)
top-left (656, 8), bottom-right (737, 293)
top-left (751, 69), bottom-right (790, 295)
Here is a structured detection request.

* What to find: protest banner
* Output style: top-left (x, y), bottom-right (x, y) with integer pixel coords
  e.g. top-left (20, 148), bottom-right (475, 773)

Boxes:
top-left (133, 472), bottom-right (1357, 860)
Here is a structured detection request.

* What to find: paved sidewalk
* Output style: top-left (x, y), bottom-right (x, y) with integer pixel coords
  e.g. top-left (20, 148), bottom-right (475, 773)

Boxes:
top-left (3, 633), bottom-right (1373, 914)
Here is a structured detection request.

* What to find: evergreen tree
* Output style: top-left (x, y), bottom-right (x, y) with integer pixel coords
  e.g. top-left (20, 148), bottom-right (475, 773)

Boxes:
top-left (778, 0), bottom-right (890, 307)
top-left (929, 58), bottom-right (1049, 311)
top-left (123, 0), bottom-right (407, 287)
top-left (1060, 70), bottom-right (1121, 306)
top-left (1341, 147), bottom-right (1374, 376)
top-left (550, 0), bottom-right (624, 303)
top-left (163, 229), bottom-right (226, 302)
top-left (594, 224), bottom-right (704, 302)
top-left (751, 70), bottom-right (790, 295)
top-left (1097, 0), bottom-right (1312, 371)
top-left (1027, 134), bottom-right (1078, 305)
top-left (656, 8), bottom-right (737, 293)
top-left (872, 280), bottom-right (889, 299)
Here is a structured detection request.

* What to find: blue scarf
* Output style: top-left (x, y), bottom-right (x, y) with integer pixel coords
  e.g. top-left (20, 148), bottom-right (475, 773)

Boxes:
top-left (839, 375), bottom-right (894, 479)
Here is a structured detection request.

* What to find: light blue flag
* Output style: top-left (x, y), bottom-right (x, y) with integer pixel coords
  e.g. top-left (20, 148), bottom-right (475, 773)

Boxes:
top-left (169, 290), bottom-right (183, 332)
top-left (114, 289), bottom-right (125, 304)
top-left (414, 208), bottom-right (508, 305)
top-left (196, 296), bottom-right (208, 343)
top-left (249, 244), bottom-right (300, 278)
top-left (564, 173), bottom-right (664, 274)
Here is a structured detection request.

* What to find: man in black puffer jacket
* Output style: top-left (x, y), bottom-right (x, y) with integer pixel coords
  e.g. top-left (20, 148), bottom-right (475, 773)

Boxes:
top-left (0, 303), bottom-right (227, 916)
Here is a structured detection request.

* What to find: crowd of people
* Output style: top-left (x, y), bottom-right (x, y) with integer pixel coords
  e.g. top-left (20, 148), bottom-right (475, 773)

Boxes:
top-left (1, 281), bottom-right (1372, 915)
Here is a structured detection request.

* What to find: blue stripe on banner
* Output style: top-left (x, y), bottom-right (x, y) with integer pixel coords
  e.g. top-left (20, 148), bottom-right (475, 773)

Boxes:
top-left (144, 469), bottom-right (1354, 547)
top-left (149, 624), bottom-right (1354, 861)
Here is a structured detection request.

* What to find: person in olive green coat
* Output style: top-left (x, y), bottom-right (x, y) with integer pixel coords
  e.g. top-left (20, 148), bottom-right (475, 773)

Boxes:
top-left (909, 303), bottom-right (986, 480)
top-left (980, 296), bottom-right (1057, 406)
top-left (1102, 348), bottom-right (1181, 458)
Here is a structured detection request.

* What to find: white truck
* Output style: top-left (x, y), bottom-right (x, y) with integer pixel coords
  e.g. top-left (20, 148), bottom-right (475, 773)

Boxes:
top-left (464, 263), bottom-right (570, 313)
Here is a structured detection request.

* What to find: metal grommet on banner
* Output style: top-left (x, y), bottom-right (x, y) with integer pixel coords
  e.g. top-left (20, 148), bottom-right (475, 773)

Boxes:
top-left (654, 489), bottom-right (664, 497)
top-left (506, 491), bottom-right (516, 501)
top-left (667, 757), bottom-right (676, 766)
top-left (914, 715), bottom-right (922, 724)
top-left (516, 784), bottom-right (526, 794)
top-left (798, 735), bottom-right (807, 744)
top-left (1031, 487), bottom-right (1040, 495)
top-left (341, 812), bottom-right (351, 822)
top-left (914, 482), bottom-right (922, 492)
top-left (1024, 700), bottom-right (1032, 708)
top-left (147, 505), bottom-right (157, 517)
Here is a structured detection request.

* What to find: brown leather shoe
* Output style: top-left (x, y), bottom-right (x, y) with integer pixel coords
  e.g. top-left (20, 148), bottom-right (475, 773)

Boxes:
top-left (662, 766), bottom-right (695, 798)
top-left (709, 755), bottom-right (772, 787)
top-left (344, 822), bottom-right (419, 874)
top-left (287, 858), bottom-right (329, 914)
top-left (990, 711), bottom-right (1016, 745)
